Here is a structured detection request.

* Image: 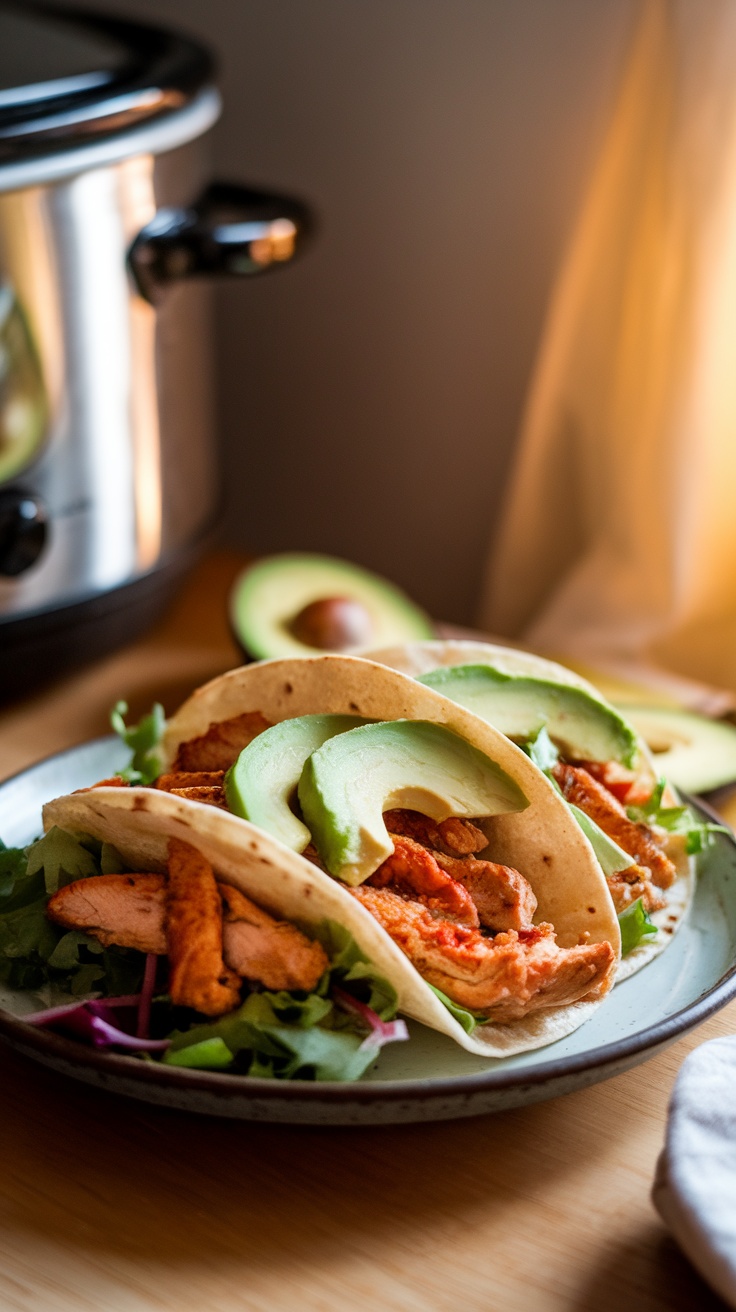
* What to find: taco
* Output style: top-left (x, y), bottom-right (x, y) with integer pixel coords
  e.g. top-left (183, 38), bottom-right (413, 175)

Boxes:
top-left (8, 790), bottom-right (412, 1080)
top-left (78, 653), bottom-right (622, 1057)
top-left (364, 640), bottom-right (700, 981)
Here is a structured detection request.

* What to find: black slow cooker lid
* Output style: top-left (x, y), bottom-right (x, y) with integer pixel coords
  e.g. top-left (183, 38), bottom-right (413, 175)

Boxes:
top-left (0, 2), bottom-right (214, 161)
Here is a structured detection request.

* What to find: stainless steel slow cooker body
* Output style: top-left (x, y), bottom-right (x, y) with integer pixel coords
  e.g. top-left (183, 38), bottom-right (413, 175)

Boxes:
top-left (0, 5), bottom-right (309, 694)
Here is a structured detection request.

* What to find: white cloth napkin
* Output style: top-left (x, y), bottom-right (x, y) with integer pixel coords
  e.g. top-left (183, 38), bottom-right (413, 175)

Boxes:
top-left (653, 1036), bottom-right (736, 1307)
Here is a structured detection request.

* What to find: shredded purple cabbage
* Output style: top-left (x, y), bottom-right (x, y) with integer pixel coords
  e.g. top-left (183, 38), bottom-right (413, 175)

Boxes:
top-left (136, 954), bottom-right (158, 1039)
top-left (333, 987), bottom-right (409, 1051)
top-left (22, 996), bottom-right (170, 1053)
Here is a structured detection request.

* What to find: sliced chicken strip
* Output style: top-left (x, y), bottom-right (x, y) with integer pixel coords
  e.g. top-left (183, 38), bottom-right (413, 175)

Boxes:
top-left (172, 711), bottom-right (272, 772)
top-left (352, 885), bottom-right (615, 1023)
top-left (47, 873), bottom-right (328, 993)
top-left (156, 771), bottom-right (225, 791)
top-left (47, 873), bottom-right (167, 953)
top-left (220, 885), bottom-right (328, 991)
top-left (552, 763), bottom-right (675, 888)
top-left (165, 838), bottom-right (241, 1015)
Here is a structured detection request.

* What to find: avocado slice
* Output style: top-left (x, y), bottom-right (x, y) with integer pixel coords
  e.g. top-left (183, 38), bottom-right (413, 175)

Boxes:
top-left (229, 553), bottom-right (433, 660)
top-left (614, 705), bottom-right (736, 794)
top-left (298, 719), bottom-right (528, 885)
top-left (225, 713), bottom-right (370, 851)
top-left (418, 665), bottom-right (638, 767)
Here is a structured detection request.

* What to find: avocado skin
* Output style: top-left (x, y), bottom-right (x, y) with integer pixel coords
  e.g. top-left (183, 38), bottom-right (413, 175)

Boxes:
top-left (419, 665), bottom-right (638, 767)
top-left (297, 719), bottom-right (528, 886)
top-left (229, 554), bottom-right (433, 661)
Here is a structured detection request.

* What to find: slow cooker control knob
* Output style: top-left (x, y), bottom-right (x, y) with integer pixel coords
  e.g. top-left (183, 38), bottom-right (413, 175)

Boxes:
top-left (0, 490), bottom-right (47, 576)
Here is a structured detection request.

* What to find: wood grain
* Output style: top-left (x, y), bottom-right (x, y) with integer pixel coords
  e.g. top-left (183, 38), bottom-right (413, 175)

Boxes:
top-left (0, 554), bottom-right (730, 1311)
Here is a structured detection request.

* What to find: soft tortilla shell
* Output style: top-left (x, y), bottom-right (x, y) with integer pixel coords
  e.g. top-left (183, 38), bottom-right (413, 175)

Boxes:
top-left (365, 640), bottom-right (694, 976)
top-left (43, 787), bottom-right (610, 1058)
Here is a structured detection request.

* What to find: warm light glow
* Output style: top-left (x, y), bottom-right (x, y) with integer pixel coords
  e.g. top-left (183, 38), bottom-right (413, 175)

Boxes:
top-left (480, 0), bottom-right (736, 690)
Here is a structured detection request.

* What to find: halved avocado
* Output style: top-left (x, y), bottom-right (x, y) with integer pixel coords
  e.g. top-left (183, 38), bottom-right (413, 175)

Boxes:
top-left (418, 665), bottom-right (639, 767)
top-left (229, 554), bottom-right (433, 660)
top-left (224, 713), bottom-right (370, 851)
top-left (297, 719), bottom-right (528, 885)
top-left (616, 705), bottom-right (736, 793)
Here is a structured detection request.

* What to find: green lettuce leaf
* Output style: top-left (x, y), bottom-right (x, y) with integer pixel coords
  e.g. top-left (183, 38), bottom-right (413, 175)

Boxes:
top-left (26, 828), bottom-right (98, 895)
top-left (626, 780), bottom-right (728, 855)
top-left (0, 828), bottom-right (142, 998)
top-left (428, 984), bottom-right (487, 1034)
top-left (521, 724), bottom-right (559, 772)
top-left (111, 700), bottom-right (165, 785)
top-left (618, 897), bottom-right (658, 955)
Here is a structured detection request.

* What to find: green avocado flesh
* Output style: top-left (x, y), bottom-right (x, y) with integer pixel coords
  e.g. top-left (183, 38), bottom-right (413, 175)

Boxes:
top-left (229, 553), bottom-right (433, 659)
top-left (418, 665), bottom-right (638, 767)
top-left (616, 704), bottom-right (736, 793)
top-left (224, 714), bottom-right (371, 851)
top-left (298, 719), bottom-right (529, 886)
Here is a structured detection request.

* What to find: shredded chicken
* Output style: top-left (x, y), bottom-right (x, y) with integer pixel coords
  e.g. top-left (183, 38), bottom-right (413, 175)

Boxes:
top-left (352, 885), bottom-right (614, 1021)
top-left (381, 810), bottom-right (537, 932)
top-left (165, 839), bottom-right (241, 1015)
top-left (552, 762), bottom-right (675, 889)
top-left (172, 711), bottom-right (272, 772)
top-left (606, 866), bottom-right (666, 914)
top-left (433, 851), bottom-right (538, 932)
top-left (384, 809), bottom-right (488, 856)
top-left (368, 835), bottom-right (480, 926)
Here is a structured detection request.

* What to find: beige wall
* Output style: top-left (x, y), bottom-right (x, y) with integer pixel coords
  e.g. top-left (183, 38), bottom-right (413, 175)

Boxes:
top-left (53, 0), bottom-right (639, 623)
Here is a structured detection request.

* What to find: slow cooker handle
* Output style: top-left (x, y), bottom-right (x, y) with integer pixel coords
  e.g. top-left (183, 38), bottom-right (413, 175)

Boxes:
top-left (128, 181), bottom-right (312, 303)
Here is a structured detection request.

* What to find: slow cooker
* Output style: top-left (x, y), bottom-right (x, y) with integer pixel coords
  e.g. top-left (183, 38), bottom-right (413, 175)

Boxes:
top-left (0, 2), bottom-right (310, 697)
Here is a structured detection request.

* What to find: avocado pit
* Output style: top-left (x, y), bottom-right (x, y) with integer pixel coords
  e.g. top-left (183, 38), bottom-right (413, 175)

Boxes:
top-left (289, 596), bottom-right (374, 650)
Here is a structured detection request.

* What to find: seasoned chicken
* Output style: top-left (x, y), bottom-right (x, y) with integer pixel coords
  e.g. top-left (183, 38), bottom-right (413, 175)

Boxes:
top-left (172, 711), bottom-right (272, 772)
top-left (573, 760), bottom-right (653, 807)
top-left (352, 886), bottom-right (615, 1022)
top-left (170, 786), bottom-right (227, 809)
top-left (606, 865), bottom-right (666, 914)
top-left (384, 809), bottom-right (488, 857)
top-left (220, 885), bottom-right (328, 990)
top-left (156, 771), bottom-right (225, 790)
top-left (369, 835), bottom-right (480, 926)
top-left (165, 839), bottom-right (241, 1015)
top-left (47, 873), bottom-right (167, 953)
top-left (47, 871), bottom-right (328, 995)
top-left (73, 776), bottom-right (129, 793)
top-left (552, 763), bottom-right (676, 888)
top-left (434, 852), bottom-right (538, 933)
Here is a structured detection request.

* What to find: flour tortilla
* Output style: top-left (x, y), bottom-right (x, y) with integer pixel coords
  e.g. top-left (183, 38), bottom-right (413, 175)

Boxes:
top-left (43, 784), bottom-right (615, 1059)
top-left (364, 640), bottom-right (694, 979)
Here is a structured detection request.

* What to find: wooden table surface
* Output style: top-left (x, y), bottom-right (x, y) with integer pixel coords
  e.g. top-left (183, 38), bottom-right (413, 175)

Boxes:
top-left (0, 552), bottom-right (732, 1312)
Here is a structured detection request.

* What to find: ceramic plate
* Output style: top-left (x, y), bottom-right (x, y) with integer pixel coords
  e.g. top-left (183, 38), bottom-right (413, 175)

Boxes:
top-left (1, 738), bottom-right (736, 1125)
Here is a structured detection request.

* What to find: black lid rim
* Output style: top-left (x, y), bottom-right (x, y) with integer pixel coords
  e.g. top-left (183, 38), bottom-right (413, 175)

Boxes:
top-left (0, 1), bottom-right (216, 161)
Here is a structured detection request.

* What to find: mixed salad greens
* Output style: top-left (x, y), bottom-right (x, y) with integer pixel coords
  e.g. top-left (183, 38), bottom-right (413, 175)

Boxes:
top-left (0, 825), bottom-right (407, 1081)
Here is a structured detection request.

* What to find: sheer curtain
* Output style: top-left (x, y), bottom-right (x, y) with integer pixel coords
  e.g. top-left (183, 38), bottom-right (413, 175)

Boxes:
top-left (479, 0), bottom-right (736, 702)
